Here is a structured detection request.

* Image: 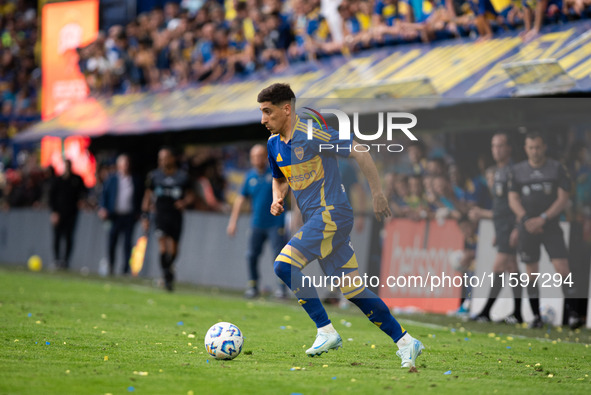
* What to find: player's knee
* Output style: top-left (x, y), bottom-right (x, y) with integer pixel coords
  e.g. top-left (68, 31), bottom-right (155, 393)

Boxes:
top-left (274, 259), bottom-right (292, 279)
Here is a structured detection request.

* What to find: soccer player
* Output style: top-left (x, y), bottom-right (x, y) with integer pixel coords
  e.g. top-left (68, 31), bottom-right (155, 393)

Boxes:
top-left (508, 132), bottom-right (583, 329)
top-left (258, 83), bottom-right (424, 368)
top-left (142, 148), bottom-right (195, 291)
top-left (469, 133), bottom-right (523, 324)
top-left (227, 144), bottom-right (287, 299)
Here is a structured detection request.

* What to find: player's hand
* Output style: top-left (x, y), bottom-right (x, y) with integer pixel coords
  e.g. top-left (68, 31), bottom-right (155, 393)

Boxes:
top-left (50, 212), bottom-right (59, 226)
top-left (468, 207), bottom-right (481, 222)
top-left (227, 222), bottom-right (237, 237)
top-left (509, 228), bottom-right (519, 247)
top-left (372, 192), bottom-right (391, 221)
top-left (98, 208), bottom-right (108, 221)
top-left (174, 200), bottom-right (186, 211)
top-left (270, 198), bottom-right (285, 216)
top-left (525, 217), bottom-right (544, 234)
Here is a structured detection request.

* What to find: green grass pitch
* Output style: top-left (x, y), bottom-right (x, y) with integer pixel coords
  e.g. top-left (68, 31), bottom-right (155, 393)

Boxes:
top-left (0, 266), bottom-right (589, 394)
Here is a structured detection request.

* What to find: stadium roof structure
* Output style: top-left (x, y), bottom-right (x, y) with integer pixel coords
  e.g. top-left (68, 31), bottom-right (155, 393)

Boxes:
top-left (14, 20), bottom-right (591, 144)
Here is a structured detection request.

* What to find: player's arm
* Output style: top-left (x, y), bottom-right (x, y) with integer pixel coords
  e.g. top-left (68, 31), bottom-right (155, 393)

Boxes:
top-left (227, 194), bottom-right (246, 237)
top-left (508, 191), bottom-right (526, 222)
top-left (141, 188), bottom-right (152, 232)
top-left (540, 187), bottom-right (569, 223)
top-left (348, 141), bottom-right (391, 221)
top-left (271, 177), bottom-right (289, 216)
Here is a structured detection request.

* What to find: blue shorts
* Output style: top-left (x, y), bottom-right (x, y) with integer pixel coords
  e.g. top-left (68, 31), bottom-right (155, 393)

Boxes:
top-left (288, 205), bottom-right (357, 276)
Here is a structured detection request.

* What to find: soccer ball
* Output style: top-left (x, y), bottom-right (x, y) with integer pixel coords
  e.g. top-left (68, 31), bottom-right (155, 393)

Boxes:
top-left (204, 322), bottom-right (244, 360)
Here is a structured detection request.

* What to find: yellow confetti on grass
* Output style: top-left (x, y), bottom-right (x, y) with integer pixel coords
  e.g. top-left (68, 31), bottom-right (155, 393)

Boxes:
top-left (104, 356), bottom-right (108, 361)
top-left (371, 344), bottom-right (376, 349)
top-left (323, 365), bottom-right (328, 368)
top-left (488, 333), bottom-right (495, 338)
top-left (188, 334), bottom-right (195, 339)
top-left (14, 339), bottom-right (19, 342)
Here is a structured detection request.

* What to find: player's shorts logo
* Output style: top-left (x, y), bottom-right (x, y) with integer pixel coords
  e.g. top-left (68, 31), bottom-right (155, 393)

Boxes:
top-left (294, 146), bottom-right (304, 160)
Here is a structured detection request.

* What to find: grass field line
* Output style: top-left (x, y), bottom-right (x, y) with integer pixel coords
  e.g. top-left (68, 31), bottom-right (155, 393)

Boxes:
top-left (400, 318), bottom-right (585, 344)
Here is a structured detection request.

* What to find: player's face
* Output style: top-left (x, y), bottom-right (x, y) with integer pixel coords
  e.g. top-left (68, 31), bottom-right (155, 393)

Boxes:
top-left (250, 146), bottom-right (267, 170)
top-left (260, 101), bottom-right (290, 135)
top-left (524, 137), bottom-right (546, 164)
top-left (158, 149), bottom-right (175, 169)
top-left (491, 134), bottom-right (510, 163)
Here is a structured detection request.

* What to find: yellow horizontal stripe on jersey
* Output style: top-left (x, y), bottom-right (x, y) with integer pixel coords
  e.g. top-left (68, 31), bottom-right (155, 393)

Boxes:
top-left (276, 254), bottom-right (303, 269)
top-left (280, 247), bottom-right (308, 267)
top-left (341, 253), bottom-right (359, 269)
top-left (295, 125), bottom-right (331, 142)
top-left (280, 155), bottom-right (325, 191)
top-left (296, 122), bottom-right (331, 140)
top-left (343, 285), bottom-right (366, 300)
top-left (339, 270), bottom-right (361, 294)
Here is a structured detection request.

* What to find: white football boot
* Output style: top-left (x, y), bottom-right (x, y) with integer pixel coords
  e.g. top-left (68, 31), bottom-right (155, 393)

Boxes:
top-left (305, 332), bottom-right (343, 357)
top-left (396, 337), bottom-right (425, 368)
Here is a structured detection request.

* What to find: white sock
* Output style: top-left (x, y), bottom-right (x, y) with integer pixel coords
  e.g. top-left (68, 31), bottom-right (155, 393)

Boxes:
top-left (318, 323), bottom-right (337, 334)
top-left (396, 333), bottom-right (413, 349)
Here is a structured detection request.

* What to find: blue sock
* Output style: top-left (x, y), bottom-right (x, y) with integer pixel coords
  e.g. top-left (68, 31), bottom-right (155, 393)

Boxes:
top-left (348, 288), bottom-right (406, 342)
top-left (274, 259), bottom-right (330, 328)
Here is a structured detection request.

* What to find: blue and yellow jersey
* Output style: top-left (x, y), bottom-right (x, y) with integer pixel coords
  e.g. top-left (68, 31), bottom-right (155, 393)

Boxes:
top-left (374, 0), bottom-right (411, 25)
top-left (267, 115), bottom-right (353, 222)
top-left (408, 0), bottom-right (435, 23)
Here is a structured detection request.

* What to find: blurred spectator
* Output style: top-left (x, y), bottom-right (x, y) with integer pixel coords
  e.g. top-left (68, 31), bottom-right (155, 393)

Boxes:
top-left (49, 159), bottom-right (87, 270)
top-left (98, 154), bottom-right (144, 276)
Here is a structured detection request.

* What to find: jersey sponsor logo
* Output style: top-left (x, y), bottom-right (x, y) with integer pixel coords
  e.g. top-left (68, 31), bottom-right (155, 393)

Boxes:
top-left (280, 155), bottom-right (325, 191)
top-left (531, 183), bottom-right (543, 192)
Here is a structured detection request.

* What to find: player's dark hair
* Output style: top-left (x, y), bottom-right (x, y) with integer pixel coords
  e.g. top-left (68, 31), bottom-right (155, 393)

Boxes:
top-left (257, 83), bottom-right (295, 105)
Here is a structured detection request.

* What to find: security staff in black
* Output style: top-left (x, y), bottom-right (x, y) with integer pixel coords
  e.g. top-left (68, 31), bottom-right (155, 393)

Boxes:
top-left (508, 132), bottom-right (582, 330)
top-left (469, 133), bottom-right (523, 324)
top-left (142, 148), bottom-right (195, 291)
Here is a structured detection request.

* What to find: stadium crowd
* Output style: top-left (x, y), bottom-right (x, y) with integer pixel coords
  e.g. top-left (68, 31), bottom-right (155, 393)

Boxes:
top-left (3, 0), bottom-right (591, 140)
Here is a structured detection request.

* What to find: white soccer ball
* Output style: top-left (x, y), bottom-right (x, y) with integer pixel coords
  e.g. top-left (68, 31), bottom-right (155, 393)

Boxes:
top-left (204, 322), bottom-right (244, 360)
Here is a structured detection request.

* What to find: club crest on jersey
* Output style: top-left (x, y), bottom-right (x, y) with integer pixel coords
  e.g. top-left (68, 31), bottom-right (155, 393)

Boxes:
top-left (294, 146), bottom-right (304, 160)
top-left (522, 185), bottom-right (531, 196)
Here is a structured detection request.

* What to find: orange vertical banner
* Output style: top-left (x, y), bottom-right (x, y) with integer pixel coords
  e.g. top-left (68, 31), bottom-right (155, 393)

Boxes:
top-left (41, 0), bottom-right (99, 120)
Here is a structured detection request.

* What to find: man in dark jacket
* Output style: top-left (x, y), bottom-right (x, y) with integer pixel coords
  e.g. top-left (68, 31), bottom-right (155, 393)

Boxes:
top-left (98, 154), bottom-right (143, 275)
top-left (49, 159), bottom-right (87, 270)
